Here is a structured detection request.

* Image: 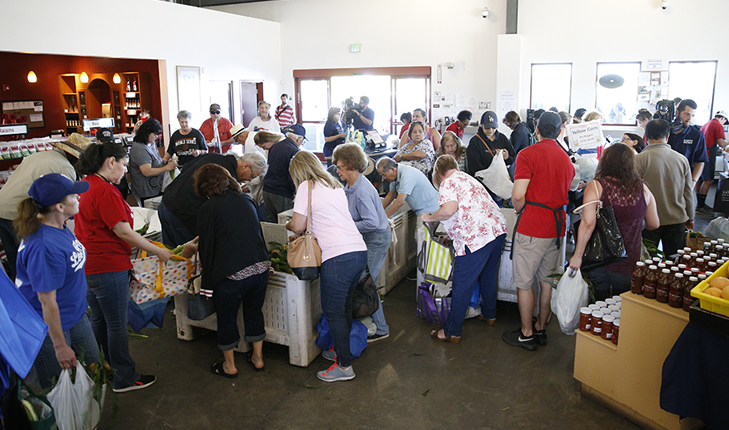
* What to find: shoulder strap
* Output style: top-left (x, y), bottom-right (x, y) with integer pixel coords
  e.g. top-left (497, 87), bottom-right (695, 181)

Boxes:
top-left (475, 134), bottom-right (494, 156)
top-left (306, 181), bottom-right (313, 234)
top-left (572, 180), bottom-right (602, 214)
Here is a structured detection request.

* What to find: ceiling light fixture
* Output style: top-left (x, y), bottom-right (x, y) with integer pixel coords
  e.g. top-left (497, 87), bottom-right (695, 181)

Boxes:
top-left (27, 71), bottom-right (37, 83)
top-left (80, 72), bottom-right (89, 83)
top-left (113, 73), bottom-right (121, 84)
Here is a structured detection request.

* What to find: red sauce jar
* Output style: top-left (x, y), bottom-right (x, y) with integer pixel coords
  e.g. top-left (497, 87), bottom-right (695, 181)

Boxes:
top-left (631, 262), bottom-right (646, 294)
top-left (579, 307), bottom-right (592, 332)
top-left (601, 315), bottom-right (615, 340)
top-left (656, 268), bottom-right (671, 303)
top-left (612, 319), bottom-right (620, 345)
top-left (669, 273), bottom-right (684, 308)
top-left (683, 276), bottom-right (699, 312)
top-left (644, 265), bottom-right (658, 299)
top-left (590, 311), bottom-right (603, 336)
top-left (696, 258), bottom-right (706, 272)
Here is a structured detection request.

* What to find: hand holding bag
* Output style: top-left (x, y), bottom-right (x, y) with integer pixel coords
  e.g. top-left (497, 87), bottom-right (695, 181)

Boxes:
top-left (287, 181), bottom-right (322, 280)
top-left (572, 181), bottom-right (628, 271)
top-left (473, 136), bottom-right (513, 200)
top-left (550, 268), bottom-right (589, 335)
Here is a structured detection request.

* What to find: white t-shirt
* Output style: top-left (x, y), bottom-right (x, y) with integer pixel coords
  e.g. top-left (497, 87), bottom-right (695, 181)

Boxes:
top-left (248, 117), bottom-right (281, 134)
top-left (293, 180), bottom-right (366, 262)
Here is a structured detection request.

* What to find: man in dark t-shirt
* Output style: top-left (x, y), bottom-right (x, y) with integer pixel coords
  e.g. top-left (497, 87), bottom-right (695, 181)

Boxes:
top-left (260, 124), bottom-right (305, 223)
top-left (352, 96), bottom-right (375, 131)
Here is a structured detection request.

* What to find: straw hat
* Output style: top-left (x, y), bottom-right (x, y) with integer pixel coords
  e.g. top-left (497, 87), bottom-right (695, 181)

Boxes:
top-left (364, 156), bottom-right (375, 175)
top-left (50, 133), bottom-right (95, 159)
top-left (230, 123), bottom-right (246, 139)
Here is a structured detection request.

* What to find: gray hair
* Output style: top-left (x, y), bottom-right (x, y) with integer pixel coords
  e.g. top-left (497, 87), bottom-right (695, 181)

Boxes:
top-left (240, 152), bottom-right (268, 176)
top-left (377, 156), bottom-right (397, 172)
top-left (177, 110), bottom-right (192, 121)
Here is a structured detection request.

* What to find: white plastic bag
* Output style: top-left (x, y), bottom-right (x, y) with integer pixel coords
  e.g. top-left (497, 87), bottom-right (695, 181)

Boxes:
top-left (705, 217), bottom-right (729, 241)
top-left (475, 152), bottom-right (513, 199)
top-left (47, 363), bottom-right (95, 430)
top-left (550, 268), bottom-right (589, 335)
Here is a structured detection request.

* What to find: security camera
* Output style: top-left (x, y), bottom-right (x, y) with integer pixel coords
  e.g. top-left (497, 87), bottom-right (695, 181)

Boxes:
top-left (661, 0), bottom-right (669, 10)
top-left (482, 7), bottom-right (489, 18)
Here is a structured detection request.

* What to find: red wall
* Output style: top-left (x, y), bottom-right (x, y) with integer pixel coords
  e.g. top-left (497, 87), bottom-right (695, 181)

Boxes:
top-left (0, 51), bottom-right (162, 140)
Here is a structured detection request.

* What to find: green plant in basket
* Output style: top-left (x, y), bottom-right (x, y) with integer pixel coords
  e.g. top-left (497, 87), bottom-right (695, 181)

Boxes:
top-left (268, 242), bottom-right (292, 274)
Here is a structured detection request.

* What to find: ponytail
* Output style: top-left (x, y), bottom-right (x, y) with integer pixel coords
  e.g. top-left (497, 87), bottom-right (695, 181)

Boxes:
top-left (76, 143), bottom-right (127, 176)
top-left (14, 198), bottom-right (52, 240)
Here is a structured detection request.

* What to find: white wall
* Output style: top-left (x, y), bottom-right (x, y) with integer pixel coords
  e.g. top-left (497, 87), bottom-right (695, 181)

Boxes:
top-left (1, 0), bottom-right (282, 133)
top-left (215, 0), bottom-right (729, 135)
top-left (213, 0), bottom-right (508, 126)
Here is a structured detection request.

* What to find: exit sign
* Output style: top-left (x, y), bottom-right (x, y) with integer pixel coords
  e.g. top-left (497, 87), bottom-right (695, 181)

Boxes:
top-left (350, 44), bottom-right (361, 53)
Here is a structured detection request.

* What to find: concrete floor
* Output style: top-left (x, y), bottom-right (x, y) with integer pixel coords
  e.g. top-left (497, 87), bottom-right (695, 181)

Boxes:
top-left (101, 278), bottom-right (642, 430)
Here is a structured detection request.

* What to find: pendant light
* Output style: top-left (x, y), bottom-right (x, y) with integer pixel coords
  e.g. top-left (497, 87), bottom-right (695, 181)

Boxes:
top-left (113, 73), bottom-right (121, 84)
top-left (27, 71), bottom-right (37, 83)
top-left (80, 72), bottom-right (89, 83)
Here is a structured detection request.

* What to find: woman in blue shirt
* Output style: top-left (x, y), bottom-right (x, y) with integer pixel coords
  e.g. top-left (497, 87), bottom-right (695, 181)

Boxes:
top-left (332, 143), bottom-right (390, 342)
top-left (15, 173), bottom-right (99, 388)
top-left (323, 107), bottom-right (346, 159)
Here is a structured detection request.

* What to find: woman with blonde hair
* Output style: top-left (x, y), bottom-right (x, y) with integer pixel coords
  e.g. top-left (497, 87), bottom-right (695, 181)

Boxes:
top-left (435, 131), bottom-right (467, 172)
top-left (285, 151), bottom-right (367, 382)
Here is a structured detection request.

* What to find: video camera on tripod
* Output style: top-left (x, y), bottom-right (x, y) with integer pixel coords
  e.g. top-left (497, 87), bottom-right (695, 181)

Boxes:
top-left (654, 100), bottom-right (675, 123)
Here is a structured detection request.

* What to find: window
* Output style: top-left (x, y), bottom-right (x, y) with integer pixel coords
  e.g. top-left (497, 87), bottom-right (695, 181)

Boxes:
top-left (668, 61), bottom-right (717, 125)
top-left (595, 62), bottom-right (641, 125)
top-left (530, 63), bottom-right (572, 112)
top-left (299, 80), bottom-right (329, 122)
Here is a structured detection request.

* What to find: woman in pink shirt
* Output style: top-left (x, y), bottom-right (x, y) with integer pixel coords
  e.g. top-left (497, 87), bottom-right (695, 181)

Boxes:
top-left (423, 155), bottom-right (508, 343)
top-left (285, 151), bottom-right (367, 383)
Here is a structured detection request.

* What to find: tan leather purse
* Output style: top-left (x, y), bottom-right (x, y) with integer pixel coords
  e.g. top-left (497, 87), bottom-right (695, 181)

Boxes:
top-left (287, 181), bottom-right (322, 280)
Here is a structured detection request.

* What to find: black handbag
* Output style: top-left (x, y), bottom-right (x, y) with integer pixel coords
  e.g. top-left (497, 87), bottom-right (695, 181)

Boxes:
top-left (573, 181), bottom-right (628, 271)
top-left (186, 254), bottom-right (215, 321)
top-left (352, 275), bottom-right (380, 319)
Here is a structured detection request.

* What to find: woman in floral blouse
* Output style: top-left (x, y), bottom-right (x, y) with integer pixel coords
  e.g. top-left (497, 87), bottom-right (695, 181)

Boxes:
top-left (394, 122), bottom-right (434, 176)
top-left (423, 155), bottom-right (508, 343)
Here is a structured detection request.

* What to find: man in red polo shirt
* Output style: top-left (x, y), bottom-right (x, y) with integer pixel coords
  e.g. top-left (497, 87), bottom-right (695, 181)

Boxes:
top-left (445, 110), bottom-right (472, 140)
top-left (503, 111), bottom-right (574, 351)
top-left (199, 103), bottom-right (234, 154)
top-left (697, 110), bottom-right (728, 214)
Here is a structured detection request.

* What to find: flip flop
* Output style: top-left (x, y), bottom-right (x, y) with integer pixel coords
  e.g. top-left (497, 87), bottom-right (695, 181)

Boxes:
top-left (247, 353), bottom-right (265, 372)
top-left (210, 362), bottom-right (238, 379)
top-left (430, 329), bottom-right (461, 344)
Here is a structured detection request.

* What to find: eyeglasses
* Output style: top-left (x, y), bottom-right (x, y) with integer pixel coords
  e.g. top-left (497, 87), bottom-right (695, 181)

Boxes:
top-left (210, 111), bottom-right (221, 114)
top-left (335, 165), bottom-right (345, 170)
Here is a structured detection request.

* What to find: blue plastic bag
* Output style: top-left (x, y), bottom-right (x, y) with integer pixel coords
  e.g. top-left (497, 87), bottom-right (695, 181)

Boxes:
top-left (127, 297), bottom-right (168, 333)
top-left (316, 315), bottom-right (367, 359)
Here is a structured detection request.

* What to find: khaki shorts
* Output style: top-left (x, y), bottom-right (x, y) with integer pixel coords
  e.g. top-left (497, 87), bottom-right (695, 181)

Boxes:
top-left (512, 233), bottom-right (561, 290)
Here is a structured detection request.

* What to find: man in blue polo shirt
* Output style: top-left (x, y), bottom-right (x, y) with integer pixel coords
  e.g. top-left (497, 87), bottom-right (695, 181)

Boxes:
top-left (667, 99), bottom-right (709, 185)
top-left (377, 157), bottom-right (439, 217)
top-left (353, 96), bottom-right (375, 131)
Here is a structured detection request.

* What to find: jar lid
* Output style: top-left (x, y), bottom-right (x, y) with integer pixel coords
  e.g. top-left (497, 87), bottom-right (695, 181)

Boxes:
top-left (683, 270), bottom-right (692, 276)
top-left (613, 296), bottom-right (622, 302)
top-left (706, 272), bottom-right (714, 277)
top-left (666, 260), bottom-right (674, 266)
top-left (613, 311), bottom-right (621, 318)
top-left (605, 298), bottom-right (617, 305)
top-left (710, 253), bottom-right (718, 258)
top-left (595, 301), bottom-right (607, 307)
top-left (636, 261), bottom-right (645, 266)
top-left (671, 266), bottom-right (679, 272)
top-left (603, 315), bottom-right (615, 322)
top-left (709, 261), bottom-right (717, 266)
top-left (675, 273), bottom-right (684, 278)
top-left (608, 305), bottom-right (620, 311)
top-left (697, 250), bottom-right (704, 255)
top-left (588, 304), bottom-right (600, 310)
top-left (699, 274), bottom-right (707, 280)
top-left (592, 311), bottom-right (604, 318)
top-left (690, 253), bottom-right (698, 257)
top-left (649, 265), bottom-right (658, 270)
top-left (678, 250), bottom-right (685, 255)
top-left (662, 269), bottom-right (670, 274)
top-left (645, 260), bottom-right (653, 265)
top-left (614, 318), bottom-right (620, 326)
top-left (678, 264), bottom-right (687, 269)
top-left (684, 247), bottom-right (692, 252)
top-left (658, 263), bottom-right (667, 268)
top-left (580, 307), bottom-right (592, 314)
top-left (690, 276), bottom-right (699, 282)
top-left (696, 258), bottom-right (705, 263)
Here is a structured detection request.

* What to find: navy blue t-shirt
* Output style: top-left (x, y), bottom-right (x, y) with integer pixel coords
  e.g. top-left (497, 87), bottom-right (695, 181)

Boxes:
top-left (668, 125), bottom-right (709, 168)
top-left (323, 120), bottom-right (344, 157)
top-left (353, 107), bottom-right (375, 131)
top-left (263, 138), bottom-right (300, 199)
top-left (17, 224), bottom-right (88, 331)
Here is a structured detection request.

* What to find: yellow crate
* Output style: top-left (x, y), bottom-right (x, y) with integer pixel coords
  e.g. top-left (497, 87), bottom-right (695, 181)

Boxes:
top-left (691, 259), bottom-right (729, 317)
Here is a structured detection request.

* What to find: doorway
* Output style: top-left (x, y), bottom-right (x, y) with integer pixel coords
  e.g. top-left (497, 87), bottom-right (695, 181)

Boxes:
top-left (240, 81), bottom-right (263, 128)
top-left (87, 78), bottom-right (112, 119)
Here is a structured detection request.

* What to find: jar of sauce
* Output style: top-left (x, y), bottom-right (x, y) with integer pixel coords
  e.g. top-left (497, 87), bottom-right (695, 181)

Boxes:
top-left (605, 298), bottom-right (617, 306)
top-left (653, 257), bottom-right (662, 266)
top-left (689, 253), bottom-right (698, 267)
top-left (612, 319), bottom-right (620, 345)
top-left (682, 254), bottom-right (692, 268)
top-left (696, 258), bottom-right (706, 272)
top-left (656, 268), bottom-right (671, 303)
top-left (601, 315), bottom-right (614, 340)
top-left (669, 273), bottom-right (684, 308)
top-left (708, 261), bottom-right (717, 273)
top-left (644, 265), bottom-right (658, 299)
top-left (591, 311), bottom-right (603, 336)
top-left (588, 304), bottom-right (600, 312)
top-left (678, 263), bottom-right (687, 272)
top-left (579, 307), bottom-right (592, 332)
top-left (595, 301), bottom-right (607, 308)
top-left (675, 249), bottom-right (685, 264)
top-left (683, 276), bottom-right (698, 312)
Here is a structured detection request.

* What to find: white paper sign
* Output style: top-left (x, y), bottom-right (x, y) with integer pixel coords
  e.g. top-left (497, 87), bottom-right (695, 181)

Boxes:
top-left (29, 114), bottom-right (43, 122)
top-left (567, 120), bottom-right (604, 151)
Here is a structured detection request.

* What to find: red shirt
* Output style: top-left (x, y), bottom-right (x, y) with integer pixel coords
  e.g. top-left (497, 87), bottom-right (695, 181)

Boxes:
top-left (399, 123), bottom-right (410, 139)
top-left (514, 139), bottom-right (574, 238)
top-left (275, 104), bottom-right (295, 127)
top-left (700, 118), bottom-right (725, 150)
top-left (74, 175), bottom-right (133, 274)
top-left (445, 122), bottom-right (464, 139)
top-left (199, 117), bottom-right (234, 153)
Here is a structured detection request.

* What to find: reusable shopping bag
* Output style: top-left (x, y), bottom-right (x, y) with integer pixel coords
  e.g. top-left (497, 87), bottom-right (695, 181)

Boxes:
top-left (129, 252), bottom-right (192, 304)
top-left (18, 378), bottom-right (57, 430)
top-left (416, 283), bottom-right (452, 325)
top-left (474, 151), bottom-right (513, 200)
top-left (315, 315), bottom-right (367, 359)
top-left (417, 225), bottom-right (454, 284)
top-left (550, 269), bottom-right (589, 335)
top-left (352, 275), bottom-right (379, 319)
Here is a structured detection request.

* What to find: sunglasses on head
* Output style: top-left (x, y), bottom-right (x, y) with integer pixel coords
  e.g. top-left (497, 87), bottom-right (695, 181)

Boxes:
top-left (210, 110), bottom-right (221, 114)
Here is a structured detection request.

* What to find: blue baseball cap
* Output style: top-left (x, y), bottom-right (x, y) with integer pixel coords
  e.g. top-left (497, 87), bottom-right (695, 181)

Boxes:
top-left (283, 124), bottom-right (306, 139)
top-left (537, 111), bottom-right (563, 136)
top-left (28, 173), bottom-right (90, 207)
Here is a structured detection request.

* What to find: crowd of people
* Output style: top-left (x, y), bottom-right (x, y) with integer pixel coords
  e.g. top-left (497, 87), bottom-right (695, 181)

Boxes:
top-left (0, 91), bottom-right (725, 391)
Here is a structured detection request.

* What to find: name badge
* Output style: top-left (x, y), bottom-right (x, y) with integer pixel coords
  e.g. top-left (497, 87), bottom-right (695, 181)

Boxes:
top-left (683, 139), bottom-right (693, 145)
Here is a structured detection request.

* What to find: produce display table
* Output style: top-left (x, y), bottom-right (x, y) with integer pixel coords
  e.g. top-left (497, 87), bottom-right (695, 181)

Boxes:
top-left (573, 293), bottom-right (702, 430)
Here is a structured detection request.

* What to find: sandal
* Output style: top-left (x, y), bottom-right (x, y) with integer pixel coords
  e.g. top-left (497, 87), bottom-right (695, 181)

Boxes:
top-left (210, 362), bottom-right (238, 379)
top-left (477, 315), bottom-right (497, 326)
top-left (430, 329), bottom-right (461, 344)
top-left (247, 353), bottom-right (265, 372)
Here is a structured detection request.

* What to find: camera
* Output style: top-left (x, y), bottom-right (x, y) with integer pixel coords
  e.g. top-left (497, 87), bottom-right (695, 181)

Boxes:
top-left (482, 7), bottom-right (489, 18)
top-left (343, 97), bottom-right (361, 126)
top-left (661, 0), bottom-right (669, 10)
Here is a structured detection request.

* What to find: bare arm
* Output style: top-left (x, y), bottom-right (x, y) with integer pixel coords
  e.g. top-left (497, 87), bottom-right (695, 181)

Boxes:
top-left (569, 180), bottom-right (600, 270)
top-left (324, 132), bottom-right (346, 143)
top-left (385, 193), bottom-right (408, 217)
top-left (399, 133), bottom-right (409, 148)
top-left (691, 163), bottom-right (704, 184)
top-left (717, 138), bottom-right (728, 149)
top-left (422, 201), bottom-right (458, 222)
top-left (286, 212), bottom-right (307, 234)
top-left (112, 222), bottom-right (173, 262)
top-left (139, 159), bottom-right (177, 177)
top-left (512, 178), bottom-right (530, 213)
top-left (382, 190), bottom-right (397, 210)
top-left (431, 128), bottom-right (441, 152)
top-left (395, 150), bottom-right (428, 161)
top-left (358, 112), bottom-right (373, 127)
top-left (643, 185), bottom-right (660, 230)
top-left (37, 290), bottom-right (77, 369)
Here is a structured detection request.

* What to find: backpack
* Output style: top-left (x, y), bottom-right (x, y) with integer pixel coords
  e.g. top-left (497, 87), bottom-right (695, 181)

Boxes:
top-left (528, 132), bottom-right (538, 147)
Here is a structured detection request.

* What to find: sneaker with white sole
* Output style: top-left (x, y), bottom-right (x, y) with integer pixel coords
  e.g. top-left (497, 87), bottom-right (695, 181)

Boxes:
top-left (113, 374), bottom-right (156, 393)
top-left (502, 328), bottom-right (537, 351)
top-left (321, 348), bottom-right (336, 362)
top-left (317, 363), bottom-right (355, 382)
top-left (367, 333), bottom-right (389, 343)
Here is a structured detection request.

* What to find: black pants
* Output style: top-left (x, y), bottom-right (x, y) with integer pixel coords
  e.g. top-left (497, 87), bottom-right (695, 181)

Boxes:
top-left (213, 272), bottom-right (268, 351)
top-left (642, 223), bottom-right (686, 259)
top-left (0, 217), bottom-right (18, 279)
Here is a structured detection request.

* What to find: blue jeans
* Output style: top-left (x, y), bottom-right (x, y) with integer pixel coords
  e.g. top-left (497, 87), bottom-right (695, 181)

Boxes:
top-left (362, 229), bottom-right (391, 336)
top-left (320, 251), bottom-right (367, 367)
top-left (588, 268), bottom-right (632, 298)
top-left (445, 234), bottom-right (506, 337)
top-left (34, 315), bottom-right (99, 389)
top-left (213, 272), bottom-right (268, 350)
top-left (158, 200), bottom-right (194, 247)
top-left (86, 270), bottom-right (140, 389)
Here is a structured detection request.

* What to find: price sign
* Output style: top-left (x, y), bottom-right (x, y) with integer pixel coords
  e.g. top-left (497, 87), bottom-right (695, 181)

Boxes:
top-left (0, 123), bottom-right (29, 136)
